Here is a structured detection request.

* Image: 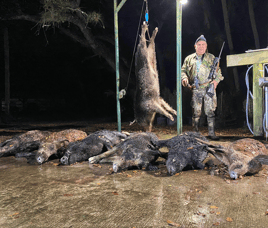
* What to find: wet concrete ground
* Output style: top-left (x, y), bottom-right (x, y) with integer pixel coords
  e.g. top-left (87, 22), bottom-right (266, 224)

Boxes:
top-left (0, 121), bottom-right (268, 227)
top-left (1, 155), bottom-right (268, 227)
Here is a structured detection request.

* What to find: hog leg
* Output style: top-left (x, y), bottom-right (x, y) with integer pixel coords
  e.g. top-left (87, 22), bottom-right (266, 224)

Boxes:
top-left (149, 27), bottom-right (158, 43)
top-left (148, 27), bottom-right (158, 56)
top-left (139, 22), bottom-right (148, 48)
top-left (159, 98), bottom-right (177, 116)
top-left (139, 112), bottom-right (156, 132)
top-left (88, 146), bottom-right (119, 164)
top-left (148, 27), bottom-right (158, 70)
top-left (148, 112), bottom-right (156, 132)
top-left (135, 23), bottom-right (149, 75)
top-left (0, 139), bottom-right (20, 157)
top-left (0, 138), bottom-right (12, 147)
top-left (15, 152), bottom-right (36, 158)
top-left (147, 28), bottom-right (158, 77)
top-left (152, 101), bottom-right (175, 121)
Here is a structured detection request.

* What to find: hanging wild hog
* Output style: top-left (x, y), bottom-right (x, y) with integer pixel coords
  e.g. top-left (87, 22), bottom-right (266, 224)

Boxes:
top-left (133, 22), bottom-right (177, 132)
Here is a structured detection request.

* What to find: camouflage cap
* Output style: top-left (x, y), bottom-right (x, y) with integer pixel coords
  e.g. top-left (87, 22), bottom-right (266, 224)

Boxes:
top-left (195, 35), bottom-right (206, 45)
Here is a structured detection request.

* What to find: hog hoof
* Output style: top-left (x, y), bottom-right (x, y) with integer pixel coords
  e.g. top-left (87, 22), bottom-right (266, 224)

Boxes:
top-left (88, 157), bottom-right (97, 164)
top-left (147, 163), bottom-right (159, 171)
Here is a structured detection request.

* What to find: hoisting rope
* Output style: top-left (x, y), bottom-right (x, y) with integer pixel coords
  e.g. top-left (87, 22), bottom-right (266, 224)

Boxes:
top-left (120, 0), bottom-right (149, 99)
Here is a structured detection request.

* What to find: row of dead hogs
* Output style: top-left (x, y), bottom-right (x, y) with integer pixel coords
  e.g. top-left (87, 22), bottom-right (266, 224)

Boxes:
top-left (1, 129), bottom-right (268, 180)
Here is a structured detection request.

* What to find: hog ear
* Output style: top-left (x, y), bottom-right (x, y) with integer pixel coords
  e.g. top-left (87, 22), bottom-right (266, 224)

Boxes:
top-left (253, 155), bottom-right (268, 165)
top-left (195, 138), bottom-right (231, 166)
top-left (209, 150), bottom-right (231, 166)
top-left (156, 139), bottom-right (169, 148)
top-left (205, 146), bottom-right (231, 166)
top-left (248, 158), bottom-right (262, 174)
top-left (55, 140), bottom-right (69, 149)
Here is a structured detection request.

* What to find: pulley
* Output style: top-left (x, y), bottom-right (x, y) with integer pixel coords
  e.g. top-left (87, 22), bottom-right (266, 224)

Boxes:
top-left (145, 0), bottom-right (149, 25)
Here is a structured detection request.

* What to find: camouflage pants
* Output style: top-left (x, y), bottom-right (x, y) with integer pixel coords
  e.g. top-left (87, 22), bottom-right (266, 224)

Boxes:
top-left (191, 88), bottom-right (217, 119)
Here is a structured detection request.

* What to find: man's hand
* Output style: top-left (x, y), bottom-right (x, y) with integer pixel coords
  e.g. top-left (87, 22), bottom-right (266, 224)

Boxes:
top-left (211, 80), bottom-right (218, 89)
top-left (182, 78), bottom-right (189, 87)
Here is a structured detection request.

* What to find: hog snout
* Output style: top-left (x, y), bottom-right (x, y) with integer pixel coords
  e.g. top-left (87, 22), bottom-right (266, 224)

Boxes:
top-left (167, 164), bottom-right (177, 176)
top-left (36, 154), bottom-right (45, 165)
top-left (60, 150), bottom-right (72, 165)
top-left (60, 155), bottom-right (69, 165)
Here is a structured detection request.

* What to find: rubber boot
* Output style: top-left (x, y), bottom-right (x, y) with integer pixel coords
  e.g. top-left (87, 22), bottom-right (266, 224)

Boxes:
top-left (207, 117), bottom-right (219, 140)
top-left (193, 117), bottom-right (200, 132)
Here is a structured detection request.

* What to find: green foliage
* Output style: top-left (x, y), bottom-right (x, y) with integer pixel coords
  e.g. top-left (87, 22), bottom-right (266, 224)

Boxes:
top-left (40, 0), bottom-right (104, 28)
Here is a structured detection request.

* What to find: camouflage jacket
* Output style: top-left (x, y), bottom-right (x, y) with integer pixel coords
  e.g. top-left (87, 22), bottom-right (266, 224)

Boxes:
top-left (181, 52), bottom-right (224, 88)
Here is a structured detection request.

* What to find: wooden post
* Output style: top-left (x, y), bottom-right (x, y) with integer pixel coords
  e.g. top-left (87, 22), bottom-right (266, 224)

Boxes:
top-left (253, 63), bottom-right (263, 135)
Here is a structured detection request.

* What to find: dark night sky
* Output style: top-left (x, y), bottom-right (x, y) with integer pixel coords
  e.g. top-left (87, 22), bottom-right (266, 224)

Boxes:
top-left (0, 0), bottom-right (268, 121)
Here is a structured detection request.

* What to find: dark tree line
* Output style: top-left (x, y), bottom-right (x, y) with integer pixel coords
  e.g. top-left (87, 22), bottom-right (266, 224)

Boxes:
top-left (0, 0), bottom-right (267, 124)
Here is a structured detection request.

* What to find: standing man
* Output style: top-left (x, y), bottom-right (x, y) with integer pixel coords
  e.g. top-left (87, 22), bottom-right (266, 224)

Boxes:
top-left (181, 35), bottom-right (224, 140)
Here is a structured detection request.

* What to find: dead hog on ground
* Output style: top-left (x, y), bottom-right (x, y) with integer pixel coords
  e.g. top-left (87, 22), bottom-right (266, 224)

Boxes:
top-left (89, 132), bottom-right (167, 172)
top-left (60, 130), bottom-right (128, 165)
top-left (35, 129), bottom-right (87, 164)
top-left (133, 22), bottom-right (177, 132)
top-left (157, 132), bottom-right (209, 176)
top-left (197, 138), bottom-right (268, 179)
top-left (0, 130), bottom-right (51, 157)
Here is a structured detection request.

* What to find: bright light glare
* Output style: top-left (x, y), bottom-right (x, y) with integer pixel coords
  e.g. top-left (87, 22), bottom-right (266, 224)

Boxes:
top-left (181, 0), bottom-right (188, 4)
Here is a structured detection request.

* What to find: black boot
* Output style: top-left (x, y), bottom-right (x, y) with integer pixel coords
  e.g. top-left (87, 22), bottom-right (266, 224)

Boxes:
top-left (207, 117), bottom-right (219, 140)
top-left (193, 117), bottom-right (199, 132)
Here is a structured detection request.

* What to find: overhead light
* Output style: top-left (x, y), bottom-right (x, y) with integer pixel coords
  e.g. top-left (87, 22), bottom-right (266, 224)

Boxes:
top-left (181, 0), bottom-right (188, 4)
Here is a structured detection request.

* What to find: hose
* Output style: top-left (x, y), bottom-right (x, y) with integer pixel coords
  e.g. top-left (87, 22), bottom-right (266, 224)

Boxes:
top-left (245, 65), bottom-right (254, 134)
top-left (245, 65), bottom-right (268, 135)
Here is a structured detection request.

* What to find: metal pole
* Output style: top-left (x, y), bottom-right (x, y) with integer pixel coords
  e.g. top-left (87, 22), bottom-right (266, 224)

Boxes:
top-left (176, 0), bottom-right (183, 134)
top-left (114, 0), bottom-right (121, 132)
top-left (113, 0), bottom-right (127, 132)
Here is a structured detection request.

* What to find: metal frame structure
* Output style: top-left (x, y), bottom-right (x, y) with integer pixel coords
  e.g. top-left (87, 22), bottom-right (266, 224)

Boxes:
top-left (114, 0), bottom-right (184, 133)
